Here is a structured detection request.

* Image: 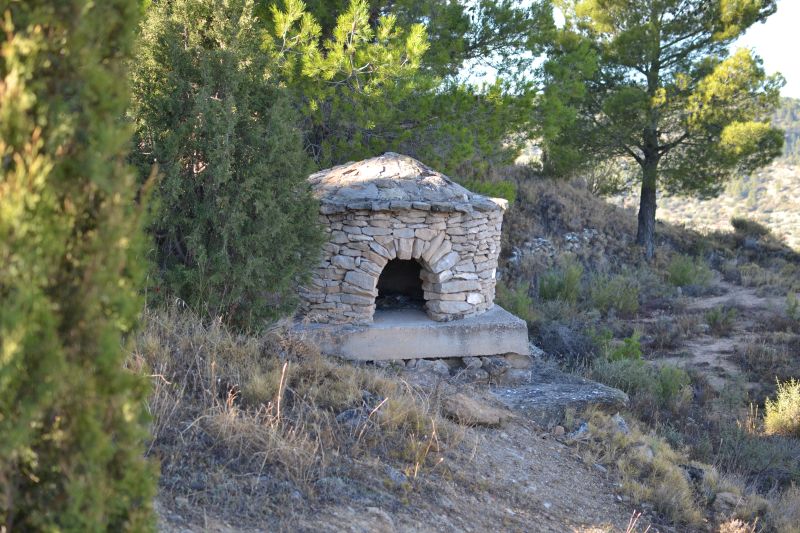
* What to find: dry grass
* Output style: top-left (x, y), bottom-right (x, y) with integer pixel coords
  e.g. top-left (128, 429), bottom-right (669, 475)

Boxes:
top-left (573, 410), bottom-right (776, 528)
top-left (127, 306), bottom-right (456, 527)
top-left (770, 485), bottom-right (800, 533)
top-left (764, 379), bottom-right (800, 437)
top-left (574, 410), bottom-right (706, 525)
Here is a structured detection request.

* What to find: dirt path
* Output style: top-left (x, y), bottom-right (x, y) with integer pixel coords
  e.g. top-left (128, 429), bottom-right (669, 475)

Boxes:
top-left (683, 282), bottom-right (785, 313)
top-left (655, 281), bottom-right (784, 391)
top-left (158, 414), bottom-right (651, 533)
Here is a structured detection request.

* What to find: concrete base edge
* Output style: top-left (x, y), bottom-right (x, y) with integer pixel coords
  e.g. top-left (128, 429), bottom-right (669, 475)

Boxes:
top-left (292, 305), bottom-right (529, 361)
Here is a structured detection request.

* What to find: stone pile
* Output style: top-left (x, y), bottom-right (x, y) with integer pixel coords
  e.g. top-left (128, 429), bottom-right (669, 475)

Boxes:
top-left (299, 152), bottom-right (507, 323)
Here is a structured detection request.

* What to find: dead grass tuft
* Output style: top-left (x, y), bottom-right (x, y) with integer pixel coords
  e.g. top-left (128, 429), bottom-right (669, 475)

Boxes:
top-left (130, 306), bottom-right (455, 526)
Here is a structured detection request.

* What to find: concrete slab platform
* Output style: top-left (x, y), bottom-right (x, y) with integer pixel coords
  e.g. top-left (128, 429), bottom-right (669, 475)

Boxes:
top-left (293, 305), bottom-right (529, 361)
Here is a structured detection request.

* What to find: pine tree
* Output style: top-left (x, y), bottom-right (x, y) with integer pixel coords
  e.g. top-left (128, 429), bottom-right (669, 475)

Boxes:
top-left (540, 0), bottom-right (784, 259)
top-left (131, 0), bottom-right (323, 328)
top-left (0, 1), bottom-right (156, 530)
top-left (266, 0), bottom-right (551, 175)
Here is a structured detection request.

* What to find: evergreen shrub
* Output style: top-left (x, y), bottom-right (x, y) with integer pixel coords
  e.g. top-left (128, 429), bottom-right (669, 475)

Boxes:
top-left (0, 1), bottom-right (155, 529)
top-left (131, 0), bottom-right (323, 328)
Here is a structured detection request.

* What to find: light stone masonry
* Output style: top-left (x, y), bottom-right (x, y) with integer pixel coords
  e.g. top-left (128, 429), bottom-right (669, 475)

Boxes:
top-left (299, 152), bottom-right (507, 324)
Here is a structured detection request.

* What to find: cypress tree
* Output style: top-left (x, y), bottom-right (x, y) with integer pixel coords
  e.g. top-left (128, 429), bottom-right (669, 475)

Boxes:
top-left (131, 0), bottom-right (322, 328)
top-left (0, 1), bottom-right (155, 530)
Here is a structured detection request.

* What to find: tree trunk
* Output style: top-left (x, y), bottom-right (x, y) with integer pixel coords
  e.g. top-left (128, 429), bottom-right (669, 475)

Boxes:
top-left (636, 158), bottom-right (658, 260)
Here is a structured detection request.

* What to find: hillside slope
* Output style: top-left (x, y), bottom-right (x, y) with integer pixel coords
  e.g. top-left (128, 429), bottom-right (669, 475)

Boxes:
top-left (614, 97), bottom-right (800, 250)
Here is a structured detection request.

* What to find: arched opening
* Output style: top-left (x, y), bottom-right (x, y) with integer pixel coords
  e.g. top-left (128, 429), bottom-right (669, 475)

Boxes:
top-left (376, 259), bottom-right (424, 310)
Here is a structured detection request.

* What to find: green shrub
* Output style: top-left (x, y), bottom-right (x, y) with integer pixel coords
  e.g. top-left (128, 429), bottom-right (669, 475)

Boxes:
top-left (731, 216), bottom-right (772, 238)
top-left (656, 365), bottom-right (692, 409)
top-left (764, 379), bottom-right (800, 437)
top-left (460, 179), bottom-right (517, 204)
top-left (131, 0), bottom-right (323, 328)
top-left (539, 258), bottom-right (583, 304)
top-left (593, 358), bottom-right (654, 396)
top-left (667, 254), bottom-right (713, 288)
top-left (609, 331), bottom-right (643, 361)
top-left (705, 306), bottom-right (738, 336)
top-left (593, 358), bottom-right (691, 413)
top-left (0, 2), bottom-right (155, 529)
top-left (590, 328), bottom-right (642, 361)
top-left (716, 422), bottom-right (800, 488)
top-left (496, 280), bottom-right (538, 324)
top-left (589, 273), bottom-right (640, 317)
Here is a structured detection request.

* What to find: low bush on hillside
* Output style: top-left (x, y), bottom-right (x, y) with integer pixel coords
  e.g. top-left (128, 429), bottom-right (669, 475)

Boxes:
top-left (667, 254), bottom-right (713, 288)
top-left (130, 307), bottom-right (456, 526)
top-left (591, 329), bottom-right (643, 361)
top-left (647, 318), bottom-right (683, 351)
top-left (539, 258), bottom-right (583, 304)
top-left (575, 410), bottom-right (751, 526)
top-left (786, 292), bottom-right (800, 321)
top-left (764, 379), bottom-right (800, 437)
top-left (738, 263), bottom-right (784, 289)
top-left (715, 421), bottom-right (800, 492)
top-left (731, 217), bottom-right (772, 239)
top-left (575, 410), bottom-right (800, 531)
top-left (592, 360), bottom-right (692, 415)
top-left (771, 486), bottom-right (800, 533)
top-left (706, 306), bottom-right (738, 336)
top-left (734, 339), bottom-right (799, 385)
top-left (646, 314), bottom-right (702, 351)
top-left (589, 272), bottom-right (640, 318)
top-left (495, 280), bottom-right (538, 324)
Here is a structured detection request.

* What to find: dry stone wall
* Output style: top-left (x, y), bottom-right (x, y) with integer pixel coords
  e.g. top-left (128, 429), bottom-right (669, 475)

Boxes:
top-left (300, 206), bottom-right (503, 323)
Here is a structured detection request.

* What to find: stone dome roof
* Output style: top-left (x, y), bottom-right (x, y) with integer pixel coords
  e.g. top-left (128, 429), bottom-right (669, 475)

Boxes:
top-left (308, 152), bottom-right (506, 214)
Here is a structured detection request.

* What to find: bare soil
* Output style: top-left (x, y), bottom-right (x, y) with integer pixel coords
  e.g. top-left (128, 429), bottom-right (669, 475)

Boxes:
top-left (157, 394), bottom-right (650, 533)
top-left (657, 281), bottom-right (786, 391)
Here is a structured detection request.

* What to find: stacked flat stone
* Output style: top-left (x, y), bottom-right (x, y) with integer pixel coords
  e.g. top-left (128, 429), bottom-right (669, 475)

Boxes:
top-left (300, 152), bottom-right (507, 324)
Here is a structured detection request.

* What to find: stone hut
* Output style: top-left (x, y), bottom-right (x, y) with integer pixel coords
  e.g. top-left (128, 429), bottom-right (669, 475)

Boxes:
top-left (300, 152), bottom-right (507, 324)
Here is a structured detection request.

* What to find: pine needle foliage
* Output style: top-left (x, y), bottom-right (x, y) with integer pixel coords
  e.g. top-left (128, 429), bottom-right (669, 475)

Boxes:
top-left (131, 0), bottom-right (323, 329)
top-left (541, 0), bottom-right (784, 259)
top-left (0, 1), bottom-right (156, 530)
top-left (265, 0), bottom-right (549, 175)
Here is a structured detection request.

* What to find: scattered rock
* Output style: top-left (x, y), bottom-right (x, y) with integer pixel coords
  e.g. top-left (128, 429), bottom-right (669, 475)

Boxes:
top-left (458, 368), bottom-right (490, 382)
top-left (610, 413), bottom-right (630, 435)
top-left (481, 356), bottom-right (511, 379)
top-left (491, 361), bottom-right (628, 426)
top-left (496, 368), bottom-right (532, 386)
top-left (529, 343), bottom-right (546, 359)
top-left (364, 507), bottom-right (395, 533)
top-left (503, 352), bottom-right (534, 369)
top-left (463, 356), bottom-right (482, 369)
top-left (441, 357), bottom-right (464, 372)
top-left (568, 422), bottom-right (590, 441)
top-left (442, 392), bottom-right (512, 427)
top-left (713, 492), bottom-right (741, 515)
top-left (414, 358), bottom-right (450, 377)
top-left (632, 444), bottom-right (654, 463)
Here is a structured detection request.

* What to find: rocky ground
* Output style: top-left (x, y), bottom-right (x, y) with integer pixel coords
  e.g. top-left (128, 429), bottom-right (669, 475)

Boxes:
top-left (152, 248), bottom-right (798, 533)
top-left (156, 362), bottom-right (650, 533)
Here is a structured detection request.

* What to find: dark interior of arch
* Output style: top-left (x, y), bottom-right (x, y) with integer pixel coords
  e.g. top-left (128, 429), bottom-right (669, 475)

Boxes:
top-left (376, 259), bottom-right (424, 310)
